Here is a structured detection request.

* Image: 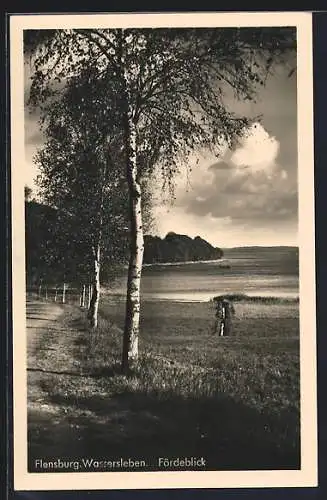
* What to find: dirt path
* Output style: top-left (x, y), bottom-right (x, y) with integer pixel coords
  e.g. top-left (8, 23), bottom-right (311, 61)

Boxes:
top-left (26, 299), bottom-right (92, 467)
top-left (27, 299), bottom-right (133, 471)
top-left (27, 298), bottom-right (65, 403)
top-left (27, 298), bottom-right (70, 395)
top-left (27, 299), bottom-right (64, 364)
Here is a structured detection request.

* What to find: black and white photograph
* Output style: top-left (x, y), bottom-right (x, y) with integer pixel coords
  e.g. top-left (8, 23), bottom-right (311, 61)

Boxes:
top-left (10, 12), bottom-right (317, 491)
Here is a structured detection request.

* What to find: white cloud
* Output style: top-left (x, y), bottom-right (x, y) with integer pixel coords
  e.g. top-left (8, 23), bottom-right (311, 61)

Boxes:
top-left (231, 122), bottom-right (280, 174)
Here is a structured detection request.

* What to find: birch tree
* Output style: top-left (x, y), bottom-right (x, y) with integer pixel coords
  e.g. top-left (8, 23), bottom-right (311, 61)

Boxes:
top-left (34, 69), bottom-right (129, 328)
top-left (26, 26), bottom-right (295, 370)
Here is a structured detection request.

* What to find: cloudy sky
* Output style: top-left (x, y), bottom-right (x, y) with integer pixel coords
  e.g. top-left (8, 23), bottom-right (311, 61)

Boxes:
top-left (150, 58), bottom-right (298, 248)
top-left (24, 44), bottom-right (297, 249)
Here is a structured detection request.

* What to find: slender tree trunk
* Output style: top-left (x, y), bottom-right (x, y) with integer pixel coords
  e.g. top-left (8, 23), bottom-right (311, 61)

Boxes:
top-left (80, 284), bottom-right (86, 308)
top-left (88, 245), bottom-right (101, 328)
top-left (122, 113), bottom-right (144, 372)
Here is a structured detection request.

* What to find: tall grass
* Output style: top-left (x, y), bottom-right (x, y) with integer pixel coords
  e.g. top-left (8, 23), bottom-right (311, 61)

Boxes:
top-left (212, 293), bottom-right (299, 304)
top-left (74, 301), bottom-right (299, 416)
top-left (65, 303), bottom-right (300, 467)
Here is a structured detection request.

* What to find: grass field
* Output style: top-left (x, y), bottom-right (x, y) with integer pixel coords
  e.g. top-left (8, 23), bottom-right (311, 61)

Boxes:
top-left (28, 295), bottom-right (300, 472)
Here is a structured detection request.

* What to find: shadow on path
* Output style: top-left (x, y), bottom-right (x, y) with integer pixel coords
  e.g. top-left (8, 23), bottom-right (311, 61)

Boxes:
top-left (28, 385), bottom-right (300, 472)
top-left (28, 371), bottom-right (300, 472)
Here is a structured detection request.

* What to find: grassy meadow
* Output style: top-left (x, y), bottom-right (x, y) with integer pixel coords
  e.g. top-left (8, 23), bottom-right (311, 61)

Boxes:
top-left (28, 294), bottom-right (300, 472)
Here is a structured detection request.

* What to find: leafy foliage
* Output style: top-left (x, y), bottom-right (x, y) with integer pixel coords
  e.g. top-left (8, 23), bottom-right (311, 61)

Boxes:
top-left (26, 27), bottom-right (296, 193)
top-left (33, 69), bottom-right (130, 284)
top-left (30, 64), bottom-right (155, 286)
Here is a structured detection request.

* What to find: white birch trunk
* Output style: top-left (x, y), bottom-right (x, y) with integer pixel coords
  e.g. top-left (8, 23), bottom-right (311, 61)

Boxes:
top-left (81, 284), bottom-right (86, 308)
top-left (122, 112), bottom-right (144, 371)
top-left (88, 245), bottom-right (101, 328)
top-left (83, 284), bottom-right (86, 308)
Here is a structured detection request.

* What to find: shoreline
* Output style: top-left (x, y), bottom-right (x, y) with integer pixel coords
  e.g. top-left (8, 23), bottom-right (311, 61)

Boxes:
top-left (103, 291), bottom-right (299, 304)
top-left (142, 258), bottom-right (228, 268)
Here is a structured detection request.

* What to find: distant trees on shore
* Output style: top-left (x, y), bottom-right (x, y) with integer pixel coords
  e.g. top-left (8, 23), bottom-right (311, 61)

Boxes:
top-left (144, 233), bottom-right (223, 264)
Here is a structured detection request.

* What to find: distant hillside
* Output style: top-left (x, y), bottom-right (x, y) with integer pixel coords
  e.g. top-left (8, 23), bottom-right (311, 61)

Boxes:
top-left (143, 232), bottom-right (223, 264)
top-left (223, 246), bottom-right (298, 258)
top-left (224, 246), bottom-right (298, 252)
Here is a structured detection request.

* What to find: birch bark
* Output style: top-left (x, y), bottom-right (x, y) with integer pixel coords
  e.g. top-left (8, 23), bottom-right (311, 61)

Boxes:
top-left (122, 107), bottom-right (144, 371)
top-left (88, 244), bottom-right (101, 328)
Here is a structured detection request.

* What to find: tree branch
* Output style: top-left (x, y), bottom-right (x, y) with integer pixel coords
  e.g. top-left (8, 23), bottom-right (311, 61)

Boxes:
top-left (74, 29), bottom-right (119, 71)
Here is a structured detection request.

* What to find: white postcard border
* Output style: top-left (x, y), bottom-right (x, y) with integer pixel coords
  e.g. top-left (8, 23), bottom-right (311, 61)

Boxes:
top-left (10, 11), bottom-right (317, 491)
